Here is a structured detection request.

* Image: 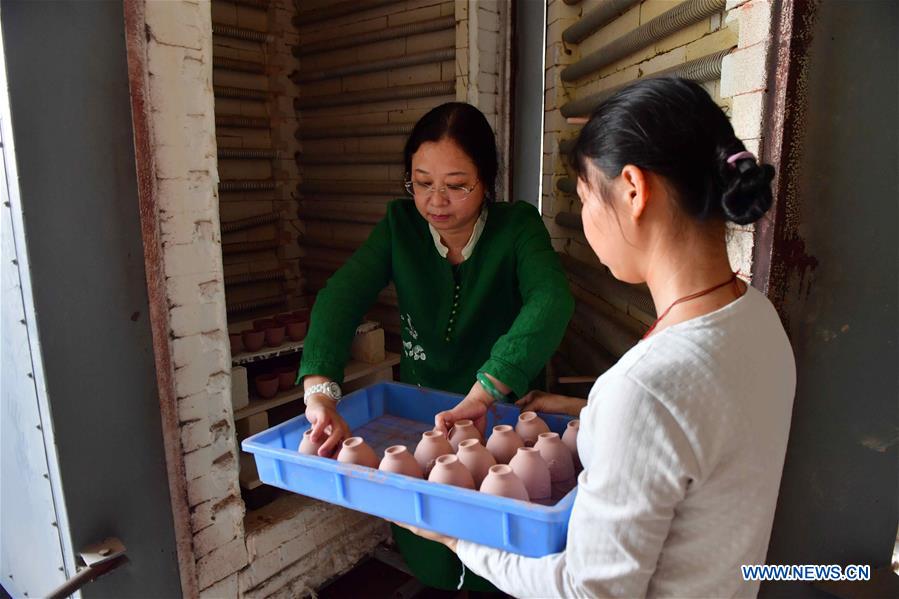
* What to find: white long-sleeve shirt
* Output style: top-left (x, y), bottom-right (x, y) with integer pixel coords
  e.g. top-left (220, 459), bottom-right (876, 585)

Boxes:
top-left (457, 285), bottom-right (796, 598)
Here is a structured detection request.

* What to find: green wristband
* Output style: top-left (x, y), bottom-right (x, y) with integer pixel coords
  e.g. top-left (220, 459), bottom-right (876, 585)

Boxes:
top-left (476, 372), bottom-right (507, 403)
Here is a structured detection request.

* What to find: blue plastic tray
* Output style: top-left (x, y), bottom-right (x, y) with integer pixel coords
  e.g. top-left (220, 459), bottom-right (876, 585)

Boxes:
top-left (242, 382), bottom-right (577, 557)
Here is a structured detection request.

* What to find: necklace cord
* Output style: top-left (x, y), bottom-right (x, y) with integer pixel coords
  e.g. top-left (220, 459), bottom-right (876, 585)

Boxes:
top-left (642, 273), bottom-right (739, 340)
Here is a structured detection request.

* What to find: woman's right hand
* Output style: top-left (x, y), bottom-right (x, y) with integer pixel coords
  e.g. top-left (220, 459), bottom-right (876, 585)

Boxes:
top-left (515, 390), bottom-right (586, 417)
top-left (305, 394), bottom-right (350, 457)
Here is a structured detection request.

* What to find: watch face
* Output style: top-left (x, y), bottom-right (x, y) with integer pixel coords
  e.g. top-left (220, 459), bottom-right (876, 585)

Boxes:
top-left (328, 382), bottom-right (342, 399)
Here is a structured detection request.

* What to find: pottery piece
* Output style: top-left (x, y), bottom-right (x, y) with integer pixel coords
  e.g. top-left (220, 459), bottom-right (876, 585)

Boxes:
top-left (298, 429), bottom-right (322, 456)
top-left (378, 445), bottom-right (423, 478)
top-left (292, 309), bottom-right (310, 323)
top-left (229, 333), bottom-right (243, 355)
top-left (274, 366), bottom-right (297, 391)
top-left (535, 432), bottom-right (578, 498)
top-left (264, 325), bottom-right (286, 347)
top-left (515, 411), bottom-right (551, 447)
top-left (242, 329), bottom-right (265, 352)
top-left (254, 373), bottom-right (279, 399)
top-left (253, 318), bottom-right (277, 331)
top-left (448, 419), bottom-right (481, 452)
top-left (285, 319), bottom-right (308, 342)
top-left (485, 425), bottom-right (525, 464)
top-left (428, 454), bottom-right (475, 489)
top-left (480, 464), bottom-right (529, 501)
top-left (456, 439), bottom-right (496, 487)
top-left (562, 419), bottom-right (581, 470)
top-left (274, 313), bottom-right (294, 325)
top-left (336, 437), bottom-right (379, 468)
top-left (509, 447), bottom-right (551, 502)
top-left (413, 431), bottom-right (454, 476)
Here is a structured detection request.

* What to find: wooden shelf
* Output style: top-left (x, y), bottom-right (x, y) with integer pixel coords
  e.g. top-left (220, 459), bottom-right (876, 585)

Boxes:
top-left (232, 339), bottom-right (305, 366)
top-left (233, 352), bottom-right (401, 421)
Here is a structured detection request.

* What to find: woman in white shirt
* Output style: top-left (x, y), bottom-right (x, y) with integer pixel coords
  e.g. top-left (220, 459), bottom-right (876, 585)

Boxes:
top-left (402, 77), bottom-right (797, 598)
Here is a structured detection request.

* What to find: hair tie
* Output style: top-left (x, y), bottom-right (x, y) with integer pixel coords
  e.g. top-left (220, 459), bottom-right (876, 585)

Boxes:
top-left (726, 150), bottom-right (756, 167)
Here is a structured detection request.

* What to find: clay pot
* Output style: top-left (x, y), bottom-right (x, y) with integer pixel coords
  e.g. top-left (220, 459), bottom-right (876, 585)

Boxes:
top-left (242, 329), bottom-right (265, 352)
top-left (485, 425), bottom-right (524, 464)
top-left (515, 411), bottom-right (551, 447)
top-left (253, 318), bottom-right (277, 331)
top-left (413, 431), bottom-right (454, 476)
top-left (509, 447), bottom-right (551, 503)
top-left (535, 432), bottom-right (577, 498)
top-left (285, 319), bottom-right (308, 342)
top-left (274, 313), bottom-right (294, 325)
top-left (336, 437), bottom-right (379, 469)
top-left (264, 325), bottom-right (286, 347)
top-left (562, 419), bottom-right (581, 470)
top-left (480, 464), bottom-right (529, 501)
top-left (456, 439), bottom-right (496, 487)
top-left (448, 419), bottom-right (481, 452)
top-left (254, 373), bottom-right (279, 399)
top-left (428, 454), bottom-right (475, 489)
top-left (378, 445), bottom-right (423, 478)
top-left (298, 429), bottom-right (322, 456)
top-left (229, 333), bottom-right (243, 355)
top-left (292, 309), bottom-right (310, 323)
top-left (274, 366), bottom-right (297, 391)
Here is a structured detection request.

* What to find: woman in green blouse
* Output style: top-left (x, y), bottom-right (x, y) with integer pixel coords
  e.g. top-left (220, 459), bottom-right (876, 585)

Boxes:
top-left (298, 102), bottom-right (573, 590)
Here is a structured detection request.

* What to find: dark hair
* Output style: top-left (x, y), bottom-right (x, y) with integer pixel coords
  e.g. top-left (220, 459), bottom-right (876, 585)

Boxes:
top-left (571, 77), bottom-right (775, 225)
top-left (404, 102), bottom-right (498, 201)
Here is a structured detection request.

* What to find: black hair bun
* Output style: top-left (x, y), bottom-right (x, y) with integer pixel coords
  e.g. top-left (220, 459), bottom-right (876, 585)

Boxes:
top-left (720, 159), bottom-right (775, 225)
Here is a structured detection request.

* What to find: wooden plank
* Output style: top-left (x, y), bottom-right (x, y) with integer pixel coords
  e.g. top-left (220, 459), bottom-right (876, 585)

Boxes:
top-left (233, 352), bottom-right (401, 420)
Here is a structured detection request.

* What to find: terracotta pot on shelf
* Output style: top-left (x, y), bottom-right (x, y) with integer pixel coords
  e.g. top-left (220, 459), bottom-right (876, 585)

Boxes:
top-left (254, 373), bottom-right (279, 399)
top-left (428, 454), bottom-right (475, 489)
top-left (480, 464), bottom-right (529, 501)
top-left (515, 411), bottom-right (551, 447)
top-left (562, 419), bottom-right (581, 470)
top-left (456, 439), bottom-right (496, 487)
top-left (242, 329), bottom-right (265, 352)
top-left (535, 432), bottom-right (578, 499)
top-left (253, 318), bottom-right (277, 331)
top-left (448, 419), bottom-right (481, 452)
top-left (298, 429), bottom-right (323, 456)
top-left (264, 325), bottom-right (286, 347)
top-left (509, 447), bottom-right (552, 503)
top-left (292, 309), bottom-right (310, 323)
top-left (336, 437), bottom-right (379, 469)
top-left (485, 424), bottom-right (525, 464)
top-left (284, 318), bottom-right (307, 342)
top-left (229, 333), bottom-right (243, 355)
top-left (378, 445), bottom-right (423, 478)
top-left (274, 313), bottom-right (294, 325)
top-left (274, 366), bottom-right (297, 391)
top-left (413, 430), bottom-right (453, 476)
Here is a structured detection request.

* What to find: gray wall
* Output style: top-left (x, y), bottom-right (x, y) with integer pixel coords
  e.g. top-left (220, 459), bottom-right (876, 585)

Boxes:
top-left (1, 1), bottom-right (182, 596)
top-left (762, 1), bottom-right (898, 596)
top-left (510, 0), bottom-right (546, 206)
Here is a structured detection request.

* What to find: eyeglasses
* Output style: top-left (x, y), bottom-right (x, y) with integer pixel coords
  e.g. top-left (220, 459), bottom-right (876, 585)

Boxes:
top-left (404, 179), bottom-right (480, 202)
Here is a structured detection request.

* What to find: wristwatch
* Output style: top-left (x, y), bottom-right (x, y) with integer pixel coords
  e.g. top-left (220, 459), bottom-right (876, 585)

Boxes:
top-left (303, 381), bottom-right (342, 406)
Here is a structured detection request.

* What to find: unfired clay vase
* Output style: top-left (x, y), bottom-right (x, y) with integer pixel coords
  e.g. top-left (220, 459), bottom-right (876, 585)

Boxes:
top-left (509, 447), bottom-right (551, 503)
top-left (535, 432), bottom-right (577, 498)
top-left (298, 429), bottom-right (322, 456)
top-left (285, 319), bottom-right (308, 342)
top-left (456, 439), bottom-right (496, 487)
top-left (229, 333), bottom-right (243, 355)
top-left (242, 329), bottom-right (265, 352)
top-left (480, 464), bottom-right (529, 501)
top-left (254, 373), bottom-right (279, 399)
top-left (486, 425), bottom-right (525, 464)
top-left (264, 325), bottom-right (286, 347)
top-left (428, 454), bottom-right (475, 489)
top-left (378, 445), bottom-right (423, 478)
top-left (562, 419), bottom-right (581, 470)
top-left (337, 437), bottom-right (379, 468)
top-left (253, 318), bottom-right (277, 331)
top-left (448, 419), bottom-right (481, 452)
top-left (516, 412), bottom-right (551, 447)
top-left (414, 430), bottom-right (454, 476)
top-left (275, 366), bottom-right (297, 391)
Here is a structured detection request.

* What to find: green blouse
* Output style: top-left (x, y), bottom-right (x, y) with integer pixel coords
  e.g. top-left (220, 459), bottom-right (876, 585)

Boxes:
top-left (298, 199), bottom-right (574, 398)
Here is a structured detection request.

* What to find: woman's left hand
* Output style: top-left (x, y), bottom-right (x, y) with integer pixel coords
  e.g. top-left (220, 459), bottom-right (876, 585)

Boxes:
top-left (391, 521), bottom-right (458, 552)
top-left (434, 386), bottom-right (493, 437)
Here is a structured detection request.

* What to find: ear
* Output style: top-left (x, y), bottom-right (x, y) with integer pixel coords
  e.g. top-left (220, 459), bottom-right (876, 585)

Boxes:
top-left (620, 164), bottom-right (649, 221)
